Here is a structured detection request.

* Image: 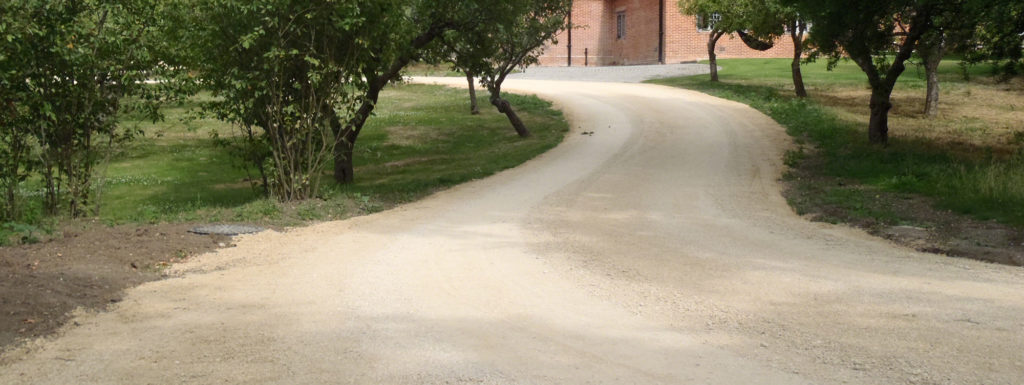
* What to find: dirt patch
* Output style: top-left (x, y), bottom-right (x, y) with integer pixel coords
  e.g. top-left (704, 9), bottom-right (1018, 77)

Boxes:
top-left (0, 222), bottom-right (231, 350)
top-left (783, 162), bottom-right (1024, 267)
top-left (383, 126), bottom-right (444, 146)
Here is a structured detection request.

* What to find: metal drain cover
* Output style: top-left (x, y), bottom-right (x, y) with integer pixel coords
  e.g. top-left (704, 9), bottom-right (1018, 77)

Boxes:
top-left (189, 224), bottom-right (266, 236)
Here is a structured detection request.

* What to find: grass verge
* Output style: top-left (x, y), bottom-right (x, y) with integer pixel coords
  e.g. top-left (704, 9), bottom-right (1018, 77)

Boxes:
top-left (649, 59), bottom-right (1024, 230)
top-left (2, 83), bottom-right (567, 244)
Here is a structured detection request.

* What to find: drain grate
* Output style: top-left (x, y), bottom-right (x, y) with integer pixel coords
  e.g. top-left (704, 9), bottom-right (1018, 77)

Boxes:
top-left (189, 224), bottom-right (266, 236)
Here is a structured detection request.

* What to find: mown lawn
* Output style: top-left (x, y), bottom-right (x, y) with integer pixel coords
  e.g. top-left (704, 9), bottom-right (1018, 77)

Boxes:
top-left (650, 58), bottom-right (1024, 228)
top-left (83, 84), bottom-right (566, 228)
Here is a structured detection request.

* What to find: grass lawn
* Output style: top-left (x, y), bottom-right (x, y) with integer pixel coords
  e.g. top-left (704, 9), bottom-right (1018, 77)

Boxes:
top-left (6, 83), bottom-right (567, 240)
top-left (649, 58), bottom-right (1024, 228)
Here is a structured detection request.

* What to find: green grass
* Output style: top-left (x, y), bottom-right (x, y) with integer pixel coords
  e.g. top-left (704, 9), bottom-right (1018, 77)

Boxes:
top-left (678, 58), bottom-right (1000, 89)
top-left (649, 59), bottom-right (1024, 228)
top-left (40, 84), bottom-right (566, 229)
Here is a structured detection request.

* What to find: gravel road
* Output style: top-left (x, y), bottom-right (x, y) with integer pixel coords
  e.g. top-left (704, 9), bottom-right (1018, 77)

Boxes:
top-left (2, 79), bottom-right (1022, 385)
top-left (509, 63), bottom-right (708, 83)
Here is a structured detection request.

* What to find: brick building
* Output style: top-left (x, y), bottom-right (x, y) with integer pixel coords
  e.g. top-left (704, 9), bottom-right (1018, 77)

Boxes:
top-left (537, 0), bottom-right (797, 66)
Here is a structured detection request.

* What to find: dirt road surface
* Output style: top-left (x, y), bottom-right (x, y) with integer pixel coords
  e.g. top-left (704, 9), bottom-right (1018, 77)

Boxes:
top-left (2, 80), bottom-right (1023, 384)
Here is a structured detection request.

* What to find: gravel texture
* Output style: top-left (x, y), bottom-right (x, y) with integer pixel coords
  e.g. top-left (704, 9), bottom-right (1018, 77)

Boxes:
top-left (509, 63), bottom-right (709, 83)
top-left (4, 79), bottom-right (1022, 385)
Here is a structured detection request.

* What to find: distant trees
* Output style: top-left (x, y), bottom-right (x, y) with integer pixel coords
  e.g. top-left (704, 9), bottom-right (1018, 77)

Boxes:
top-left (679, 0), bottom-right (808, 97)
top-left (441, 0), bottom-right (571, 137)
top-left (961, 0), bottom-right (1024, 78)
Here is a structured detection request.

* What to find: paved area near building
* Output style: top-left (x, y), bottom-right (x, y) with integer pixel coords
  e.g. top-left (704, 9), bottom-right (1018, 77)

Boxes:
top-left (510, 63), bottom-right (708, 83)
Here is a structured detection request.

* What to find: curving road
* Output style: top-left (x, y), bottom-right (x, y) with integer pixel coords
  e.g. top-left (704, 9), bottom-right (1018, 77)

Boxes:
top-left (2, 80), bottom-right (1023, 384)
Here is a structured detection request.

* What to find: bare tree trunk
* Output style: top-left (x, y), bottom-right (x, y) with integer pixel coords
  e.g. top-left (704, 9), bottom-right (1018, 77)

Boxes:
top-left (466, 72), bottom-right (479, 115)
top-left (790, 21), bottom-right (808, 98)
top-left (333, 136), bottom-right (355, 184)
top-left (708, 31), bottom-right (723, 82)
top-left (868, 87), bottom-right (894, 144)
top-left (490, 94), bottom-right (530, 138)
top-left (40, 158), bottom-right (59, 216)
top-left (919, 33), bottom-right (945, 118)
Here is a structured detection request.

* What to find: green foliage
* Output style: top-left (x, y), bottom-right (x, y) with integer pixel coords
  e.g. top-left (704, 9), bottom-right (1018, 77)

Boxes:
top-left (679, 0), bottom-right (789, 37)
top-left (174, 0), bottom-right (376, 201)
top-left (438, 0), bottom-right (571, 135)
top-left (958, 0), bottom-right (1024, 78)
top-left (0, 0), bottom-right (174, 219)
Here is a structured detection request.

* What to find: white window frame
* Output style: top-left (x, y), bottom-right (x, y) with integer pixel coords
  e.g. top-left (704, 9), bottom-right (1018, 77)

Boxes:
top-left (696, 13), bottom-right (722, 33)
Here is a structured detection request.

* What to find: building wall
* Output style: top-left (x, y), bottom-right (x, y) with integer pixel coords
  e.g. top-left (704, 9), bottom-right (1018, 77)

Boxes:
top-left (606, 0), bottom-right (661, 65)
top-left (537, 0), bottom-right (799, 67)
top-left (662, 1), bottom-right (797, 64)
top-left (538, 0), bottom-right (610, 66)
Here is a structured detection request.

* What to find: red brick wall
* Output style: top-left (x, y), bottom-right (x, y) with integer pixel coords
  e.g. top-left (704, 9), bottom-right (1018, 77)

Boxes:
top-left (606, 0), bottom-right (661, 65)
top-left (537, 0), bottom-right (798, 67)
top-left (538, 0), bottom-right (611, 66)
top-left (662, 1), bottom-right (796, 63)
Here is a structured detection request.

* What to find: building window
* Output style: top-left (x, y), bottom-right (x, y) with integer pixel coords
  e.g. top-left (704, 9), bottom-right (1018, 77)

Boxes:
top-left (616, 12), bottom-right (626, 39)
top-left (696, 13), bottom-right (721, 32)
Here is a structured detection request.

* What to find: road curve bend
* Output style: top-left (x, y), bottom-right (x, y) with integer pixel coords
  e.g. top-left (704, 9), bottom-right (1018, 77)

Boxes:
top-left (2, 79), bottom-right (1022, 385)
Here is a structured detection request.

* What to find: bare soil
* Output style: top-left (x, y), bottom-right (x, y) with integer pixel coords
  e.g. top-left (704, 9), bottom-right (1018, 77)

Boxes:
top-left (0, 222), bottom-right (230, 349)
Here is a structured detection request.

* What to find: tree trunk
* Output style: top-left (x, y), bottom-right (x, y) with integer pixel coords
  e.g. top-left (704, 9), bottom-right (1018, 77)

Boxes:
top-left (333, 137), bottom-right (355, 184)
top-left (708, 32), bottom-right (722, 82)
top-left (332, 23), bottom-right (449, 184)
top-left (919, 34), bottom-right (945, 118)
top-left (41, 161), bottom-right (58, 216)
top-left (790, 22), bottom-right (808, 98)
top-left (466, 73), bottom-right (480, 115)
top-left (868, 86), bottom-right (894, 145)
top-left (490, 92), bottom-right (530, 138)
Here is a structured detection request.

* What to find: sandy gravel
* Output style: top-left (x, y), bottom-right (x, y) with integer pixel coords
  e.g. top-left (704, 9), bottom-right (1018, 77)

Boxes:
top-left (2, 79), bottom-right (1023, 385)
top-left (509, 63), bottom-right (708, 83)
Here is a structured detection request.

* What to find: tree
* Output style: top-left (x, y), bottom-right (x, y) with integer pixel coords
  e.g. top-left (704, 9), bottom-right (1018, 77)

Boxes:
top-left (914, 3), bottom-right (982, 117)
top-left (786, 0), bottom-right (943, 144)
top-left (466, 72), bottom-right (480, 115)
top-left (724, 0), bottom-right (810, 97)
top-left (960, 0), bottom-right (1024, 78)
top-left (765, 2), bottom-right (810, 98)
top-left (441, 0), bottom-right (571, 137)
top-left (0, 11), bottom-right (34, 221)
top-left (328, 0), bottom-right (491, 184)
top-left (1, 0), bottom-right (166, 217)
top-left (917, 29), bottom-right (946, 117)
top-left (680, 0), bottom-right (799, 86)
top-left (177, 0), bottom-right (373, 200)
top-left (680, 0), bottom-right (733, 82)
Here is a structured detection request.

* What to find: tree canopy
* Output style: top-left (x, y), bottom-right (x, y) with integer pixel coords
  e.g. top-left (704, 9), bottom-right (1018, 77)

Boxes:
top-left (0, 0), bottom-right (170, 218)
top-left (440, 0), bottom-right (571, 137)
